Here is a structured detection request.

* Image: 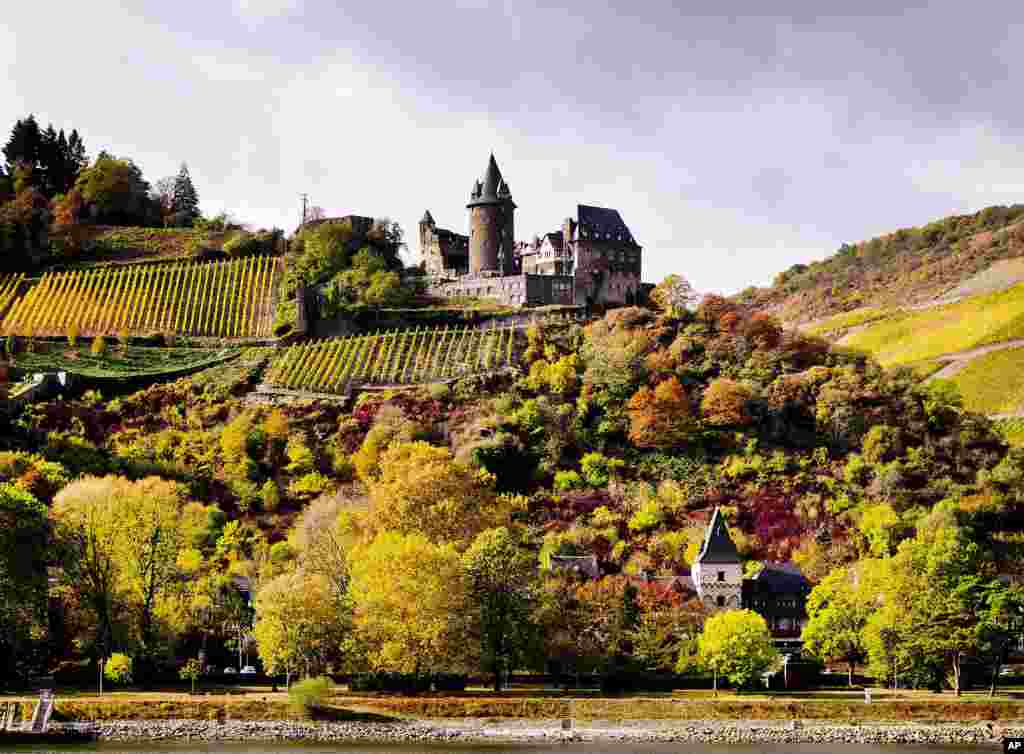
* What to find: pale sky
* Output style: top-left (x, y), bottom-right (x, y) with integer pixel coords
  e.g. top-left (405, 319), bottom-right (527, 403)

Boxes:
top-left (3, 1), bottom-right (1022, 292)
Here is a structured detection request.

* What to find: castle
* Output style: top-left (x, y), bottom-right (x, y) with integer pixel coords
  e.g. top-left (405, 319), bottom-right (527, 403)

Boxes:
top-left (421, 154), bottom-right (644, 307)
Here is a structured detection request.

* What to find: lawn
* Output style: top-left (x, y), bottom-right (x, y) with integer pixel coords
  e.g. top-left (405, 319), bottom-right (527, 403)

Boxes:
top-left (7, 689), bottom-right (1024, 723)
top-left (842, 283), bottom-right (1024, 366)
top-left (949, 347), bottom-right (1024, 415)
top-left (11, 345), bottom-right (235, 379)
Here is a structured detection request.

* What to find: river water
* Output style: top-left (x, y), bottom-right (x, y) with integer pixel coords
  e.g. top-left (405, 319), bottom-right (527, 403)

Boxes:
top-left (0, 743), bottom-right (997, 754)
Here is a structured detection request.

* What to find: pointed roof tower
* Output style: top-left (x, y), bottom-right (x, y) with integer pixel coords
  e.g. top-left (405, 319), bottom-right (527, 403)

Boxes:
top-left (696, 507), bottom-right (740, 564)
top-left (421, 209), bottom-right (435, 225)
top-left (468, 153), bottom-right (516, 208)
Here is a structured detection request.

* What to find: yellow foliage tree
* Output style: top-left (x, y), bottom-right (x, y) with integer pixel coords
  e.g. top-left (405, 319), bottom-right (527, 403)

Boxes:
top-left (252, 569), bottom-right (347, 683)
top-left (366, 441), bottom-right (505, 546)
top-left (349, 530), bottom-right (468, 672)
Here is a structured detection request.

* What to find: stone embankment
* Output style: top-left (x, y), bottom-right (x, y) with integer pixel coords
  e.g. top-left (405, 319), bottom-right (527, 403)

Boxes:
top-left (53, 718), bottom-right (1018, 747)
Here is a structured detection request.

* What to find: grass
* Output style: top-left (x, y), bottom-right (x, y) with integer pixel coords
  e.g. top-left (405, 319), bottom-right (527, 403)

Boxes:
top-left (842, 283), bottom-right (1024, 366)
top-left (8, 690), bottom-right (1024, 723)
top-left (11, 345), bottom-right (234, 379)
top-left (804, 307), bottom-right (893, 339)
top-left (949, 347), bottom-right (1024, 414)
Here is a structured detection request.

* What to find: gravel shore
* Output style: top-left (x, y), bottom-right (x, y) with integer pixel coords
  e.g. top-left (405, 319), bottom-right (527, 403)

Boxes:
top-left (50, 718), bottom-right (1020, 747)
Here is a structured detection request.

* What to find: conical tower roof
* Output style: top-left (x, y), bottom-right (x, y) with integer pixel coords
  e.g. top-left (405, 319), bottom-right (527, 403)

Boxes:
top-left (468, 153), bottom-right (515, 207)
top-left (421, 209), bottom-right (435, 225)
top-left (696, 507), bottom-right (740, 564)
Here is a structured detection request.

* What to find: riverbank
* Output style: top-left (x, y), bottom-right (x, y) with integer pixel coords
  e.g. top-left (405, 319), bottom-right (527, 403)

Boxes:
top-left (49, 718), bottom-right (1016, 747)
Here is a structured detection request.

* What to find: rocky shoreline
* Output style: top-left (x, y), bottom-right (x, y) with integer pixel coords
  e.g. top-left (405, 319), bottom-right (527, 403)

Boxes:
top-left (48, 718), bottom-right (1018, 747)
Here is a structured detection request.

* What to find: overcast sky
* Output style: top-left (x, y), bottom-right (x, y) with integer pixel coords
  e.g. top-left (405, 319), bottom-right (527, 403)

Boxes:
top-left (3, 1), bottom-right (1022, 292)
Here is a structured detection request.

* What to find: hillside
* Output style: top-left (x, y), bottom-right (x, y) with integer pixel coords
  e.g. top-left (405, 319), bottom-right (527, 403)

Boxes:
top-left (50, 225), bottom-right (231, 266)
top-left (738, 204), bottom-right (1024, 325)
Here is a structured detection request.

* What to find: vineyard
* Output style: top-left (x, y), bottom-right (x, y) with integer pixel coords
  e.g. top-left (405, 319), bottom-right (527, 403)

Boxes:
top-left (0, 274), bottom-right (24, 318)
top-left (0, 256), bottom-right (281, 338)
top-left (265, 326), bottom-right (519, 392)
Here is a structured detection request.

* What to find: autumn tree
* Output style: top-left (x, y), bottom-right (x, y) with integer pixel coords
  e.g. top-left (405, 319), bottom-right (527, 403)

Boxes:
top-left (52, 476), bottom-right (190, 676)
top-left (349, 531), bottom-right (468, 672)
top-left (462, 527), bottom-right (538, 690)
top-left (627, 377), bottom-right (701, 449)
top-left (253, 569), bottom-right (347, 684)
top-left (73, 153), bottom-right (157, 225)
top-left (801, 560), bottom-right (887, 686)
top-left (650, 273), bottom-right (698, 317)
top-left (698, 609), bottom-right (778, 693)
top-left (700, 378), bottom-right (755, 427)
top-left (0, 484), bottom-right (49, 682)
top-left (366, 441), bottom-right (506, 546)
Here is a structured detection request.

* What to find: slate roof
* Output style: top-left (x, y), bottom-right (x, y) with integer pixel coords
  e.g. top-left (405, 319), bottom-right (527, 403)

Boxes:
top-left (696, 507), bottom-right (741, 564)
top-left (421, 210), bottom-right (435, 224)
top-left (468, 153), bottom-right (515, 207)
top-left (550, 554), bottom-right (600, 580)
top-left (544, 231), bottom-right (564, 252)
top-left (576, 205), bottom-right (637, 244)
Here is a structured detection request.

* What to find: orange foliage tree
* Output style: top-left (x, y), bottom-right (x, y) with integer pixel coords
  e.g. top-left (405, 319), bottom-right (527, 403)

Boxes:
top-left (627, 377), bottom-right (700, 449)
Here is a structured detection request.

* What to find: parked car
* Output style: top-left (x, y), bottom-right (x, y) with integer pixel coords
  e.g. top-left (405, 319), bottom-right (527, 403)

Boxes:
top-left (223, 667), bottom-right (237, 674)
top-left (240, 666), bottom-right (257, 675)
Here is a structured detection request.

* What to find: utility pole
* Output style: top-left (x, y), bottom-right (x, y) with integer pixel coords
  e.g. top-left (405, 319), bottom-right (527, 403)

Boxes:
top-left (299, 193), bottom-right (309, 228)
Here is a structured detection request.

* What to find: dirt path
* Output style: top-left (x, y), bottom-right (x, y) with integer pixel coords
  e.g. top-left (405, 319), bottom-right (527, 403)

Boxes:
top-left (925, 338), bottom-right (1024, 382)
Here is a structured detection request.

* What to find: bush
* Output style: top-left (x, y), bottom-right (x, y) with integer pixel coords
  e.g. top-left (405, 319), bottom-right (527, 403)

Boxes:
top-left (104, 653), bottom-right (133, 685)
top-left (427, 383), bottom-right (451, 401)
top-left (289, 676), bottom-right (334, 711)
top-left (554, 469), bottom-right (584, 491)
top-left (90, 335), bottom-right (106, 356)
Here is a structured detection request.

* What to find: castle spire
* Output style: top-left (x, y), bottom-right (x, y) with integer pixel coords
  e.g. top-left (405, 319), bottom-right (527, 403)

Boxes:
top-left (421, 209), bottom-right (435, 225)
top-left (696, 507), bottom-right (740, 564)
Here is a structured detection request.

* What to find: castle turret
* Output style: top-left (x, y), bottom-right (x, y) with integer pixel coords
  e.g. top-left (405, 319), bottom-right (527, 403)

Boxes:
top-left (691, 507), bottom-right (743, 610)
top-left (467, 154), bottom-right (516, 275)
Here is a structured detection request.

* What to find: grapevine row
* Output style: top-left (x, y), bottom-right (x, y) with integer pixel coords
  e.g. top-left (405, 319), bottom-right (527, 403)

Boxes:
top-left (0, 274), bottom-right (24, 320)
top-left (0, 256), bottom-right (281, 338)
top-left (266, 326), bottom-right (519, 392)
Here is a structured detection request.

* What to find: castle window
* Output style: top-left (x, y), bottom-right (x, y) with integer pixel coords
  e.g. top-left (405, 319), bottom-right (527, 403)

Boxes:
top-left (717, 570), bottom-right (725, 582)
top-left (716, 596), bottom-right (725, 607)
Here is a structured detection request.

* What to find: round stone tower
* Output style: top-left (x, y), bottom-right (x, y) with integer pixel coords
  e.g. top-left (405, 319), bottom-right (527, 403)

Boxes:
top-left (467, 154), bottom-right (516, 275)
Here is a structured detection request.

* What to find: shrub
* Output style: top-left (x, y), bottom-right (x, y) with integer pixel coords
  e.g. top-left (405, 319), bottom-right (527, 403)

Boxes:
top-left (67, 325), bottom-right (79, 347)
top-left (90, 335), bottom-right (106, 357)
top-left (104, 653), bottom-right (133, 685)
top-left (554, 470), bottom-right (584, 491)
top-left (288, 676), bottom-right (333, 711)
top-left (260, 480), bottom-right (281, 511)
top-left (427, 383), bottom-right (451, 401)
top-left (580, 452), bottom-right (625, 487)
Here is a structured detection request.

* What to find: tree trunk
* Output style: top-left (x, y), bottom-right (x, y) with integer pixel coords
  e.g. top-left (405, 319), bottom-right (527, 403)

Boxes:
top-left (990, 660), bottom-right (999, 698)
top-left (953, 654), bottom-right (962, 697)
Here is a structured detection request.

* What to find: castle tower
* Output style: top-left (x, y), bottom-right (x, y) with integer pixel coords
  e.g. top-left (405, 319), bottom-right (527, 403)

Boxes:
top-left (419, 209), bottom-right (436, 261)
top-left (691, 507), bottom-right (743, 610)
top-left (467, 153), bottom-right (516, 275)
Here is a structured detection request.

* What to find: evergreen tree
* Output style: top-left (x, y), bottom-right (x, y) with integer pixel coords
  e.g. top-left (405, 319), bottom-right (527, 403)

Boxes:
top-left (38, 124), bottom-right (58, 196)
top-left (3, 115), bottom-right (41, 173)
top-left (170, 162), bottom-right (200, 226)
top-left (67, 129), bottom-right (87, 177)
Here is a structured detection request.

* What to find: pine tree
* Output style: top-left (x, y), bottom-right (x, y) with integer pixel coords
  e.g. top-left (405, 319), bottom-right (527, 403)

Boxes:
top-left (170, 162), bottom-right (200, 226)
top-left (3, 116), bottom-right (41, 173)
top-left (67, 130), bottom-right (87, 176)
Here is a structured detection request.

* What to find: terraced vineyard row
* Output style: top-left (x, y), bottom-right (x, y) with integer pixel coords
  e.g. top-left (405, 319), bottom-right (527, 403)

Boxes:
top-left (266, 326), bottom-right (518, 392)
top-left (1, 256), bottom-right (281, 338)
top-left (0, 274), bottom-right (24, 318)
